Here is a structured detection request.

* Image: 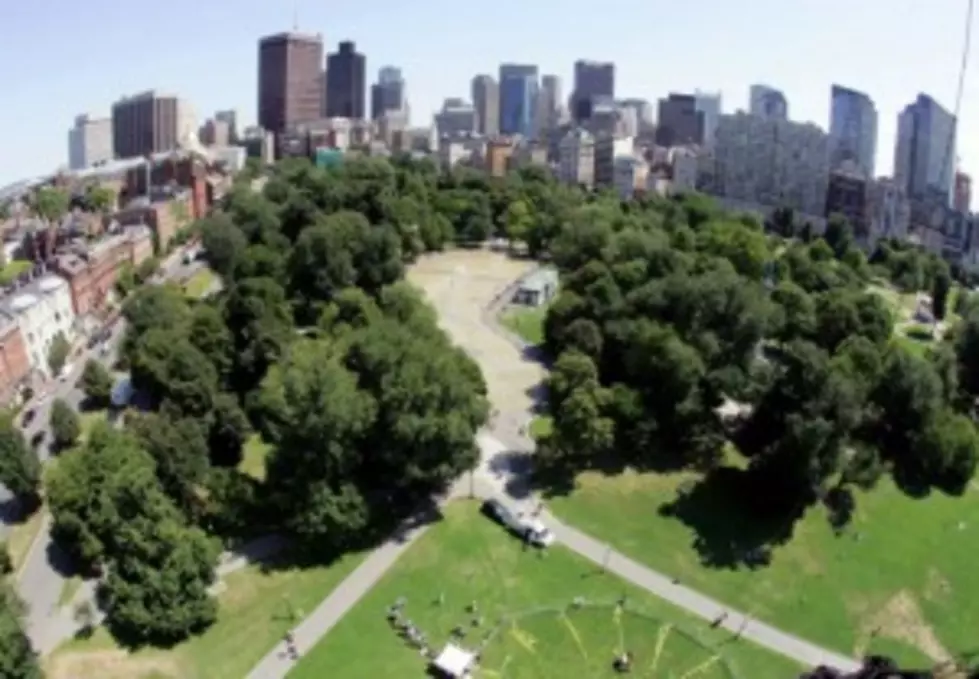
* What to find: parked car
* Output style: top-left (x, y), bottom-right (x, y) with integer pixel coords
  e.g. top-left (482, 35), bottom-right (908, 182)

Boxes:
top-left (480, 499), bottom-right (555, 548)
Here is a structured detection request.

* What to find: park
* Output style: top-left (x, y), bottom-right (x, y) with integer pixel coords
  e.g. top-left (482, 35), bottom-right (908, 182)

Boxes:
top-left (3, 156), bottom-right (977, 679)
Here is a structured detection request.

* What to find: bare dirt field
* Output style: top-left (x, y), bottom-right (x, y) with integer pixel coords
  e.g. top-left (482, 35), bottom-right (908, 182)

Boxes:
top-left (406, 249), bottom-right (545, 421)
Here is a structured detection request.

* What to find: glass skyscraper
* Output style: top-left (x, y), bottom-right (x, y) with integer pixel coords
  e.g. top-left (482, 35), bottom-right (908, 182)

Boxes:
top-left (894, 93), bottom-right (956, 201)
top-left (498, 64), bottom-right (539, 138)
top-left (829, 85), bottom-right (878, 178)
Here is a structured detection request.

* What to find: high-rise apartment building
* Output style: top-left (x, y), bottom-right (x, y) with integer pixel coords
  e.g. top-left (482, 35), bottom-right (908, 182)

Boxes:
top-left (749, 84), bottom-right (789, 121)
top-left (68, 114), bottom-right (113, 170)
top-left (499, 64), bottom-right (539, 138)
top-left (325, 41), bottom-right (367, 120)
top-left (571, 60), bottom-right (615, 122)
top-left (655, 94), bottom-right (704, 146)
top-left (955, 171), bottom-right (972, 212)
top-left (694, 91), bottom-right (722, 147)
top-left (558, 128), bottom-right (595, 187)
top-left (894, 93), bottom-right (957, 202)
top-left (257, 32), bottom-right (324, 135)
top-left (370, 66), bottom-right (406, 121)
top-left (111, 91), bottom-right (193, 159)
top-left (471, 75), bottom-right (499, 136)
top-left (829, 85), bottom-right (878, 178)
top-left (617, 99), bottom-right (654, 132)
top-left (707, 112), bottom-right (829, 216)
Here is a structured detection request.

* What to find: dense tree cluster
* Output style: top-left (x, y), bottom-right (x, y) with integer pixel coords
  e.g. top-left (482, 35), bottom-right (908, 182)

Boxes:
top-left (540, 191), bottom-right (979, 539)
top-left (0, 586), bottom-right (40, 679)
top-left (45, 155), bottom-right (495, 645)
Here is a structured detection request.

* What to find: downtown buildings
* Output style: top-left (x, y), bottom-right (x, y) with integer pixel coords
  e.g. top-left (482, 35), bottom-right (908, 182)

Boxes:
top-left (829, 85), bottom-right (878, 178)
top-left (257, 31), bottom-right (324, 135)
top-left (499, 64), bottom-right (539, 138)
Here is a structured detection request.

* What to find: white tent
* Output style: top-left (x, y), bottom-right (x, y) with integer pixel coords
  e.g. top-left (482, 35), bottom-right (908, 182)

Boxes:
top-left (432, 643), bottom-right (476, 678)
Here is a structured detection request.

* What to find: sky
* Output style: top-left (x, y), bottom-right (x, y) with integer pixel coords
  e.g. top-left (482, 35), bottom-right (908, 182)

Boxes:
top-left (1, 0), bottom-right (977, 191)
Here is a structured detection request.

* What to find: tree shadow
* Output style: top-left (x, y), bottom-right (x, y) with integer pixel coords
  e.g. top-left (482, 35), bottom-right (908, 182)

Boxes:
top-left (44, 538), bottom-right (77, 579)
top-left (658, 466), bottom-right (802, 570)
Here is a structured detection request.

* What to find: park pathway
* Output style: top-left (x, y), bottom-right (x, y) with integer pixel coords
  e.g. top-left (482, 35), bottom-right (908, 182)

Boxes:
top-left (244, 257), bottom-right (862, 678)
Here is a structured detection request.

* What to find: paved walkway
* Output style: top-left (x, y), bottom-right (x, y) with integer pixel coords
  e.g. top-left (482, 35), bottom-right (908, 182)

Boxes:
top-left (243, 260), bottom-right (862, 677)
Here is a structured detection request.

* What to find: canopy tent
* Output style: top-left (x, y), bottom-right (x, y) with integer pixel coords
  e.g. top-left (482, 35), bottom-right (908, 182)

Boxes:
top-left (432, 643), bottom-right (476, 678)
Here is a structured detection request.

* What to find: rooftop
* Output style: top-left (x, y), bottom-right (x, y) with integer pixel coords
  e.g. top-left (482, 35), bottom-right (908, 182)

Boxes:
top-left (0, 273), bottom-right (68, 319)
top-left (519, 268), bottom-right (558, 293)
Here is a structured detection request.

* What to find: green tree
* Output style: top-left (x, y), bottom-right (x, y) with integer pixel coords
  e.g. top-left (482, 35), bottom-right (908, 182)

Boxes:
top-left (134, 256), bottom-right (160, 283)
top-left (0, 413), bottom-right (40, 507)
top-left (49, 398), bottom-right (81, 450)
top-left (199, 213), bottom-right (248, 278)
top-left (207, 393), bottom-right (250, 467)
top-left (85, 184), bottom-right (116, 215)
top-left (80, 359), bottom-right (114, 408)
top-left (32, 186), bottom-right (69, 225)
top-left (932, 269), bottom-right (952, 321)
top-left (502, 199), bottom-right (534, 247)
top-left (47, 331), bottom-right (71, 376)
top-left (0, 585), bottom-right (41, 679)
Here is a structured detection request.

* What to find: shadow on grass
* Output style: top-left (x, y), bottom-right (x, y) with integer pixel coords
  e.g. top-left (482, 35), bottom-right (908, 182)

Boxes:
top-left (658, 467), bottom-right (801, 570)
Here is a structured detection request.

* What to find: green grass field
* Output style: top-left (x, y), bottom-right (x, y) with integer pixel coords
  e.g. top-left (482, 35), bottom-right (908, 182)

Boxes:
top-left (288, 502), bottom-right (802, 679)
top-left (502, 305), bottom-right (548, 346)
top-left (47, 555), bottom-right (365, 679)
top-left (0, 260), bottom-right (32, 285)
top-left (183, 269), bottom-right (217, 299)
top-left (547, 470), bottom-right (978, 668)
top-left (239, 434), bottom-right (272, 481)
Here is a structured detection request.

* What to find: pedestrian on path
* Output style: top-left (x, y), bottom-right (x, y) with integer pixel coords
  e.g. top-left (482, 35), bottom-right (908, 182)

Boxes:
top-left (710, 612), bottom-right (728, 629)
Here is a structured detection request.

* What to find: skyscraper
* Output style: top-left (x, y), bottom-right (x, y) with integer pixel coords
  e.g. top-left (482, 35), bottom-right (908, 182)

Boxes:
top-left (693, 91), bottom-right (722, 147)
top-left (829, 85), bottom-right (878, 178)
top-left (370, 66), bottom-right (406, 120)
top-left (498, 64), bottom-right (538, 138)
top-left (471, 75), bottom-right (499, 136)
top-left (325, 41), bottom-right (367, 120)
top-left (111, 91), bottom-right (193, 159)
top-left (257, 32), bottom-right (324, 134)
top-left (749, 84), bottom-right (788, 121)
top-left (893, 93), bottom-right (956, 201)
top-left (537, 74), bottom-right (562, 135)
top-left (655, 94), bottom-right (704, 147)
top-left (68, 114), bottom-right (113, 169)
top-left (571, 60), bottom-right (615, 122)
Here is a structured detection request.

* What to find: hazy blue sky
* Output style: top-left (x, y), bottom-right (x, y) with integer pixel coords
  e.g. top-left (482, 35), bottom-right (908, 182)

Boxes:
top-left (0, 0), bottom-right (976, 189)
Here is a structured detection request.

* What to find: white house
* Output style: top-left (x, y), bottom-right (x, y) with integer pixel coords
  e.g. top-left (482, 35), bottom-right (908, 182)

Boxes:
top-left (1, 275), bottom-right (76, 376)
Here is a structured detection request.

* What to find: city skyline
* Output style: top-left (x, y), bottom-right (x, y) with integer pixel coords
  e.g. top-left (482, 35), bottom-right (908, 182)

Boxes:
top-left (0, 0), bottom-right (975, 186)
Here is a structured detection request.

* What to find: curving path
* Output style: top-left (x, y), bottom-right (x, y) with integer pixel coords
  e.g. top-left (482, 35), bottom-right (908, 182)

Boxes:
top-left (244, 251), bottom-right (861, 678)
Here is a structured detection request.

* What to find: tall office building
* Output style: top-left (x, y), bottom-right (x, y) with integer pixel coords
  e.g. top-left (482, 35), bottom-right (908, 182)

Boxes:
top-left (955, 170), bottom-right (972, 212)
top-left (257, 32), bottom-right (324, 134)
top-left (570, 60), bottom-right (615, 121)
top-left (537, 74), bottom-right (563, 135)
top-left (67, 114), bottom-right (113, 169)
top-left (655, 94), bottom-right (704, 146)
top-left (694, 91), bottom-right (722, 147)
top-left (471, 75), bottom-right (499, 136)
top-left (434, 98), bottom-right (477, 138)
top-left (829, 85), bottom-right (878, 178)
top-left (709, 112), bottom-right (829, 216)
top-left (111, 91), bottom-right (193, 159)
top-left (749, 84), bottom-right (788, 121)
top-left (325, 41), bottom-right (367, 120)
top-left (893, 93), bottom-right (957, 201)
top-left (370, 66), bottom-right (406, 121)
top-left (499, 64), bottom-right (538, 138)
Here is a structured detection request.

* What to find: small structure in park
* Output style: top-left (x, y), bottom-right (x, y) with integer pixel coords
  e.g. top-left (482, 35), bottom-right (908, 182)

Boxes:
top-left (512, 268), bottom-right (558, 307)
top-left (431, 642), bottom-right (476, 678)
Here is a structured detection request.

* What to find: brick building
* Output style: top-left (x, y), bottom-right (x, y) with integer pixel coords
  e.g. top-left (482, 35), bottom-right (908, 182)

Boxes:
top-left (0, 318), bottom-right (31, 398)
top-left (115, 193), bottom-right (193, 252)
top-left (52, 226), bottom-right (154, 316)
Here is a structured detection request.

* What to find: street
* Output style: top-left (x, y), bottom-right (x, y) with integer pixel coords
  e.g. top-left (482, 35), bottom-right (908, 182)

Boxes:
top-left (1, 246), bottom-right (207, 654)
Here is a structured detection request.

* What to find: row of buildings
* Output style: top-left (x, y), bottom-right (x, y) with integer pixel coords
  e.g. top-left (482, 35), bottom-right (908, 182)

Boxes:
top-left (0, 148), bottom-right (232, 400)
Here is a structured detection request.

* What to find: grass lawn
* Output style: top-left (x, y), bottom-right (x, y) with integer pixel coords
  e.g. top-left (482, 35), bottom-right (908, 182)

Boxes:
top-left (501, 305), bottom-right (548, 346)
top-left (0, 260), bottom-right (32, 285)
top-left (530, 415), bottom-right (553, 440)
top-left (46, 553), bottom-right (365, 679)
top-left (239, 434), bottom-right (272, 482)
top-left (6, 507), bottom-right (46, 573)
top-left (288, 502), bottom-right (802, 679)
top-left (183, 269), bottom-right (217, 299)
top-left (58, 575), bottom-right (83, 608)
top-left (546, 470), bottom-right (979, 668)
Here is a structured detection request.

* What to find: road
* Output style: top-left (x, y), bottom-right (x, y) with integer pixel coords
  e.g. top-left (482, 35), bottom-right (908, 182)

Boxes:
top-left (6, 247), bottom-right (207, 655)
top-left (244, 261), bottom-right (862, 678)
